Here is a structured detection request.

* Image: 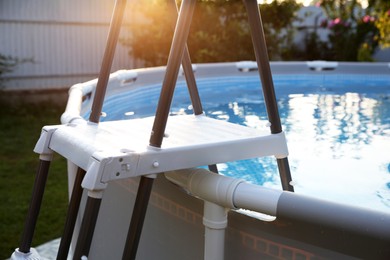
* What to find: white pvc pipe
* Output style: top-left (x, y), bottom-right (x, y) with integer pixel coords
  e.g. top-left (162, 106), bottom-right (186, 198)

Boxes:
top-left (60, 83), bottom-right (92, 124)
top-left (233, 181), bottom-right (282, 216)
top-left (165, 168), bottom-right (282, 215)
top-left (61, 70), bottom-right (138, 125)
top-left (203, 201), bottom-right (227, 260)
top-left (166, 168), bottom-right (390, 243)
top-left (165, 168), bottom-right (283, 260)
top-left (165, 168), bottom-right (244, 209)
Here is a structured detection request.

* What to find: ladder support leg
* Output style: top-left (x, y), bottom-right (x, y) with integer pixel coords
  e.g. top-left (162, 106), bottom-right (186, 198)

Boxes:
top-left (166, 0), bottom-right (203, 115)
top-left (57, 168), bottom-right (86, 260)
top-left (170, 0), bottom-right (220, 174)
top-left (122, 0), bottom-right (197, 258)
top-left (71, 0), bottom-right (127, 256)
top-left (277, 158), bottom-right (294, 192)
top-left (73, 194), bottom-right (102, 259)
top-left (122, 176), bottom-right (155, 260)
top-left (182, 47), bottom-right (203, 115)
top-left (150, 0), bottom-right (197, 147)
top-left (243, 0), bottom-right (294, 192)
top-left (243, 0), bottom-right (281, 133)
top-left (19, 158), bottom-right (52, 253)
top-left (208, 164), bottom-right (219, 174)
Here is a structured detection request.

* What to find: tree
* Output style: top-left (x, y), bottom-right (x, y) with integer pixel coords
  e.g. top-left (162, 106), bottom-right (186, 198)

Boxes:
top-left (259, 0), bottom-right (301, 60)
top-left (370, 0), bottom-right (390, 48)
top-left (121, 0), bottom-right (301, 66)
top-left (120, 0), bottom-right (174, 67)
top-left (188, 0), bottom-right (254, 63)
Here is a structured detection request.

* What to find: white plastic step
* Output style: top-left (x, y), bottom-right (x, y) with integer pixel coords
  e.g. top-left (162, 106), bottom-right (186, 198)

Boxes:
top-left (45, 114), bottom-right (288, 185)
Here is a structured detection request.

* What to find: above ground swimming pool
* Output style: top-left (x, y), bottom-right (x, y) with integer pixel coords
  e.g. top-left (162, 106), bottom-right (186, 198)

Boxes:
top-left (82, 62), bottom-right (390, 213)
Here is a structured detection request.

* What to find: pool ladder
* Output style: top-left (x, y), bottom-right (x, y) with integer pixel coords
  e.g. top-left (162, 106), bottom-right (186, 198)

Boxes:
top-left (12, 0), bottom-right (293, 259)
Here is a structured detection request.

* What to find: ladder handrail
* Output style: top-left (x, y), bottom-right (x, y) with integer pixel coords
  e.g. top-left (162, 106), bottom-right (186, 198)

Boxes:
top-left (123, 0), bottom-right (199, 258)
top-left (89, 0), bottom-right (127, 124)
top-left (69, 0), bottom-right (128, 259)
top-left (244, 0), bottom-right (294, 192)
top-left (149, 0), bottom-right (197, 148)
top-left (166, 0), bottom-right (204, 115)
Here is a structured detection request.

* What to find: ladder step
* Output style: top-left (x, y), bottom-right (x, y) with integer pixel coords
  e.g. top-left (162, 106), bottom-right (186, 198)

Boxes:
top-left (48, 114), bottom-right (288, 179)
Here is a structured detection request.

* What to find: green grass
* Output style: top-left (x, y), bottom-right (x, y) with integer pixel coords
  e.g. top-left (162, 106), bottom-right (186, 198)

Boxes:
top-left (0, 101), bottom-right (68, 259)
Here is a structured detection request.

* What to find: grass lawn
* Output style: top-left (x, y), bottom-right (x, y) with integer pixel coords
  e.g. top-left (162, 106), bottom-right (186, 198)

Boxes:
top-left (0, 101), bottom-right (68, 259)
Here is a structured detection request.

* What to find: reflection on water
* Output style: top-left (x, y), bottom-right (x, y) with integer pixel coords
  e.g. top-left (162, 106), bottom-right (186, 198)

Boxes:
top-left (204, 93), bottom-right (390, 213)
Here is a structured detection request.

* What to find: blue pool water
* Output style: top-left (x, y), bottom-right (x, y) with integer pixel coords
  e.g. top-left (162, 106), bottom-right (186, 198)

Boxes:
top-left (90, 74), bottom-right (390, 213)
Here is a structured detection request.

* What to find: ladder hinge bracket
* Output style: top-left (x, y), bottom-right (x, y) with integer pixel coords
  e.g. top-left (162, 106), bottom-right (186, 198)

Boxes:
top-left (33, 125), bottom-right (60, 158)
top-left (82, 151), bottom-right (140, 192)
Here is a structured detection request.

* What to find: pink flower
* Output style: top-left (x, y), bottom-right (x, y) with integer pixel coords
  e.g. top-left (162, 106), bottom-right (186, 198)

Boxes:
top-left (329, 18), bottom-right (341, 28)
top-left (315, 1), bottom-right (322, 7)
top-left (362, 15), bottom-right (375, 23)
top-left (328, 18), bottom-right (351, 29)
top-left (334, 18), bottom-right (341, 24)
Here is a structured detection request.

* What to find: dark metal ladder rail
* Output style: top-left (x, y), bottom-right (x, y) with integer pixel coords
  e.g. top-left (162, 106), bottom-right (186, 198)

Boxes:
top-left (62, 0), bottom-right (128, 258)
top-left (244, 0), bottom-right (294, 192)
